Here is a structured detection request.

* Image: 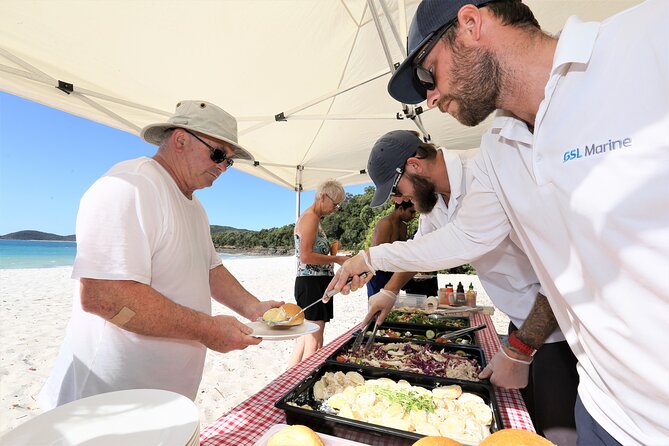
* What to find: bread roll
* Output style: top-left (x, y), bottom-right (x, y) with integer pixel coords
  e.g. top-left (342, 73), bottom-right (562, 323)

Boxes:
top-left (262, 303), bottom-right (304, 326)
top-left (413, 436), bottom-right (463, 446)
top-left (267, 425), bottom-right (324, 446)
top-left (479, 429), bottom-right (556, 445)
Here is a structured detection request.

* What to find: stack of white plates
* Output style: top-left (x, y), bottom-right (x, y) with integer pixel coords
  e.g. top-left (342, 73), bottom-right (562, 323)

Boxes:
top-left (0, 389), bottom-right (200, 445)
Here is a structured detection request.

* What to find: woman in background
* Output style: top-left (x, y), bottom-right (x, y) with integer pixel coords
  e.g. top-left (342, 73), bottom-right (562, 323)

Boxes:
top-left (289, 180), bottom-right (348, 367)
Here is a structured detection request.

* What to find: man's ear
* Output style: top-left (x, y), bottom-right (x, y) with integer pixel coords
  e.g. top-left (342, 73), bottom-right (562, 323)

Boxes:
top-left (456, 4), bottom-right (483, 42)
top-left (405, 157), bottom-right (424, 175)
top-left (171, 128), bottom-right (186, 151)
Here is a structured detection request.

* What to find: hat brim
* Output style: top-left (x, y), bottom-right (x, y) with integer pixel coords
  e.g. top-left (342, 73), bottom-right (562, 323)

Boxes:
top-left (140, 123), bottom-right (255, 161)
top-left (370, 179), bottom-right (394, 208)
top-left (387, 33), bottom-right (434, 105)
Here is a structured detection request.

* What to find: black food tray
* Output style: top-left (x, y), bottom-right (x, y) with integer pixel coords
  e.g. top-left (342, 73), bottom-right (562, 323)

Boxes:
top-left (325, 336), bottom-right (486, 383)
top-left (384, 311), bottom-right (470, 330)
top-left (275, 362), bottom-right (503, 446)
top-left (354, 323), bottom-right (478, 346)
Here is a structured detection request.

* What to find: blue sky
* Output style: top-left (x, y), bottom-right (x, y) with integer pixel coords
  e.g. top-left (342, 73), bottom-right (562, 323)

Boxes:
top-left (0, 92), bottom-right (370, 236)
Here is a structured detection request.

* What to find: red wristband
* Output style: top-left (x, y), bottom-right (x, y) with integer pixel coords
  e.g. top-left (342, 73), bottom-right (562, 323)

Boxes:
top-left (508, 330), bottom-right (537, 357)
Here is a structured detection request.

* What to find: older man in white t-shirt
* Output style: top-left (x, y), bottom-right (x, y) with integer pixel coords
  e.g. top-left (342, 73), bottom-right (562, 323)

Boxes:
top-left (39, 100), bottom-right (283, 409)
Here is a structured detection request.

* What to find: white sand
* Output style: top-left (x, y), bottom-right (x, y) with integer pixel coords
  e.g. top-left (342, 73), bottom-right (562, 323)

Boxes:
top-left (0, 257), bottom-right (507, 436)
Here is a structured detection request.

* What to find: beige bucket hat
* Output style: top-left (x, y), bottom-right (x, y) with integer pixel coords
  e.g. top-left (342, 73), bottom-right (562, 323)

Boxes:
top-left (140, 100), bottom-right (254, 161)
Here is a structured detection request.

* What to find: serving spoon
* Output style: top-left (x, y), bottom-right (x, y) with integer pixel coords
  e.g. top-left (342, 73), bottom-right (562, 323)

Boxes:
top-left (263, 273), bottom-right (369, 327)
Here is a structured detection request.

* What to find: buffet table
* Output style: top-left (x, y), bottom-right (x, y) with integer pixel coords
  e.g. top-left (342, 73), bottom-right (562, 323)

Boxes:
top-left (200, 312), bottom-right (534, 446)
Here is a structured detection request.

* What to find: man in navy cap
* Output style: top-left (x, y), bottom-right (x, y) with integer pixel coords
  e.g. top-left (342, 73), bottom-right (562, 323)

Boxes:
top-left (364, 129), bottom-right (578, 445)
top-left (330, 1), bottom-right (669, 445)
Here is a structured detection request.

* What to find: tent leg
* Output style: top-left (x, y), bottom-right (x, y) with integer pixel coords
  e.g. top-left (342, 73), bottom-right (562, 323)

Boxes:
top-left (295, 188), bottom-right (301, 222)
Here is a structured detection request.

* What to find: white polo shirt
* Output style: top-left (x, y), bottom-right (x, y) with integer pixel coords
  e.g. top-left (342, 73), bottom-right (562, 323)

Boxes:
top-left (370, 1), bottom-right (669, 443)
top-left (412, 148), bottom-right (564, 343)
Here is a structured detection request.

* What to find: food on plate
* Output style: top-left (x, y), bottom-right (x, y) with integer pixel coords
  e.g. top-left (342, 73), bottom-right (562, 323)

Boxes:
top-left (334, 342), bottom-right (481, 381)
top-left (368, 328), bottom-right (473, 345)
top-left (267, 424), bottom-right (324, 446)
top-left (479, 428), bottom-right (556, 445)
top-left (386, 310), bottom-right (468, 328)
top-left (262, 303), bottom-right (304, 326)
top-left (311, 371), bottom-right (493, 444)
top-left (413, 436), bottom-right (463, 446)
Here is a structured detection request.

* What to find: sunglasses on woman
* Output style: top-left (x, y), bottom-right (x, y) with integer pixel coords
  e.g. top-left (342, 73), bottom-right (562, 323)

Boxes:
top-left (182, 129), bottom-right (234, 168)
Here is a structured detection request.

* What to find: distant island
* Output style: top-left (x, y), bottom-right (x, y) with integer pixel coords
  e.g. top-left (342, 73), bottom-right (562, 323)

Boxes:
top-left (1, 226), bottom-right (251, 242)
top-left (0, 230), bottom-right (76, 241)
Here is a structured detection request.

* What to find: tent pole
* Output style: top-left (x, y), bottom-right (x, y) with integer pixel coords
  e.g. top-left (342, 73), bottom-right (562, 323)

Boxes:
top-left (367, 0), bottom-right (395, 70)
top-left (295, 165), bottom-right (304, 222)
top-left (295, 188), bottom-right (301, 223)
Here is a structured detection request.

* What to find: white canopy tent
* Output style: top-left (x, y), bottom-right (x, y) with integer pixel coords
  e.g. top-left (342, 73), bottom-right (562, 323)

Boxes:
top-left (0, 0), bottom-right (641, 217)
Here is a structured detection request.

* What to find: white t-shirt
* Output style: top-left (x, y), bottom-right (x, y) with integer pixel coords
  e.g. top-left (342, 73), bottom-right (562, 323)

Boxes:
top-left (39, 157), bottom-right (222, 410)
top-left (370, 2), bottom-right (669, 443)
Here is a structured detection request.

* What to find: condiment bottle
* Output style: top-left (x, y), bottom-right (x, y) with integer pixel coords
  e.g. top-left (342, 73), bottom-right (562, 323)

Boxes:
top-left (444, 282), bottom-right (455, 305)
top-left (466, 283), bottom-right (477, 307)
top-left (455, 282), bottom-right (466, 306)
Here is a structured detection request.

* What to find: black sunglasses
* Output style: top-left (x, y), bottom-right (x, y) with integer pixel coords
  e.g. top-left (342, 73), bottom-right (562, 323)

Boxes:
top-left (412, 20), bottom-right (455, 92)
top-left (412, 2), bottom-right (495, 92)
top-left (182, 129), bottom-right (234, 168)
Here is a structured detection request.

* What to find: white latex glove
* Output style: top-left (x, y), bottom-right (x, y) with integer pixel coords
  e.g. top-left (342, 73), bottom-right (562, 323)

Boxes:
top-left (362, 289), bottom-right (397, 326)
top-left (326, 250), bottom-right (375, 297)
top-left (478, 346), bottom-right (532, 389)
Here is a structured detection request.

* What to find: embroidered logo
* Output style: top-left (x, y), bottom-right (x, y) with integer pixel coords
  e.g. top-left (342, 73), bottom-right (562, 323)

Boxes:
top-left (562, 137), bottom-right (632, 163)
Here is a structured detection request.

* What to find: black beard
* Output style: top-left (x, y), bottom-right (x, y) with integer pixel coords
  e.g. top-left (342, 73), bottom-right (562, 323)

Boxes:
top-left (445, 40), bottom-right (501, 127)
top-left (407, 173), bottom-right (438, 213)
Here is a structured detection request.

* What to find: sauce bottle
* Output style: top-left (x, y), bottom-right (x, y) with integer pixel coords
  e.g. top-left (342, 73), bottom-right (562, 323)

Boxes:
top-left (455, 282), bottom-right (466, 306)
top-left (466, 283), bottom-right (477, 307)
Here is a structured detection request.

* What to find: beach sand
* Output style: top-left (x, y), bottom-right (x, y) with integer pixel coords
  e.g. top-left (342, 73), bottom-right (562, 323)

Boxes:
top-left (0, 256), bottom-right (508, 436)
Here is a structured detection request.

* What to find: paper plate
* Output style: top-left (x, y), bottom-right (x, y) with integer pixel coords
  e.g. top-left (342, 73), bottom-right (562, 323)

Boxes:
top-left (246, 321), bottom-right (319, 340)
top-left (254, 424), bottom-right (369, 445)
top-left (0, 389), bottom-right (199, 446)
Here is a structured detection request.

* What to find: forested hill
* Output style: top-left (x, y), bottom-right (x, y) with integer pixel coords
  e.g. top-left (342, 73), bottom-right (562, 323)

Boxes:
top-left (0, 230), bottom-right (76, 241)
top-left (211, 186), bottom-right (403, 253)
top-left (210, 225), bottom-right (251, 235)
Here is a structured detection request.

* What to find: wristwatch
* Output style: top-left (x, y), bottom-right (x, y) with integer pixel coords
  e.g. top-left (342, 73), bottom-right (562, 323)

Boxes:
top-left (508, 330), bottom-right (537, 357)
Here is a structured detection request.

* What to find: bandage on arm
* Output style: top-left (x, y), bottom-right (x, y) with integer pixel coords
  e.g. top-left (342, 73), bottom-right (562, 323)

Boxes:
top-left (110, 306), bottom-right (136, 326)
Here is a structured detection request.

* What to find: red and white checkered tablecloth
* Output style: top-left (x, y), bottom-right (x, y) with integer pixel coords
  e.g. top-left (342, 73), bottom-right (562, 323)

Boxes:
top-left (200, 313), bottom-right (534, 446)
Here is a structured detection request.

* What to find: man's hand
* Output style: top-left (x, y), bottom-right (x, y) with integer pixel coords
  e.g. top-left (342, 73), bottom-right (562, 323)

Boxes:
top-left (247, 300), bottom-right (284, 322)
top-left (478, 346), bottom-right (532, 389)
top-left (200, 315), bottom-right (262, 353)
top-left (362, 289), bottom-right (397, 326)
top-left (326, 251), bottom-right (374, 296)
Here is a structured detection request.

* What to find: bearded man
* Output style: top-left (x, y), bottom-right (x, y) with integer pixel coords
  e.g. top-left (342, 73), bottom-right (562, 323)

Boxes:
top-left (363, 130), bottom-right (578, 445)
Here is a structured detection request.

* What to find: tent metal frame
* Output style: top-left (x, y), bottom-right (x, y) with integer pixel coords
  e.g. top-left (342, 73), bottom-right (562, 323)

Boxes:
top-left (1, 0), bottom-right (430, 221)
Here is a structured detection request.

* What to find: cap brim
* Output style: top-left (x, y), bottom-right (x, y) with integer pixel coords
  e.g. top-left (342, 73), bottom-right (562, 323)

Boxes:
top-left (387, 34), bottom-right (433, 105)
top-left (370, 180), bottom-right (394, 208)
top-left (140, 123), bottom-right (255, 161)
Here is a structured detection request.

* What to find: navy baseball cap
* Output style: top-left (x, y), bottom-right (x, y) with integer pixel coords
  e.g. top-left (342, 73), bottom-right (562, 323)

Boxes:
top-left (368, 130), bottom-right (423, 207)
top-left (388, 0), bottom-right (491, 105)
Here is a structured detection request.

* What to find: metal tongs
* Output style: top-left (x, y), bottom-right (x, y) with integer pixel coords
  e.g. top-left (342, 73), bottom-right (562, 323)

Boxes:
top-left (435, 323), bottom-right (487, 340)
top-left (351, 310), bottom-right (382, 355)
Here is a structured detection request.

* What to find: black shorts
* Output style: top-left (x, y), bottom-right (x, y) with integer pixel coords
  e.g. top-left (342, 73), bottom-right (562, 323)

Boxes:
top-left (294, 275), bottom-right (334, 322)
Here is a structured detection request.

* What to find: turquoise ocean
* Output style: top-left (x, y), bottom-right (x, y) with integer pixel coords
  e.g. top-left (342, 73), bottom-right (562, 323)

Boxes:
top-left (0, 239), bottom-right (252, 269)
